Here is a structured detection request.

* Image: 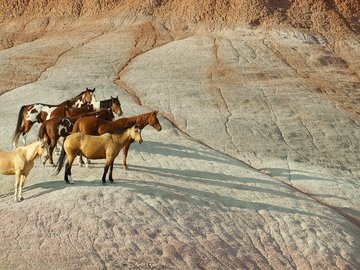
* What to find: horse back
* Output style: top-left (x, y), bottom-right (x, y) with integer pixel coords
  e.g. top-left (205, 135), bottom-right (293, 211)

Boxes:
top-left (98, 118), bottom-right (130, 134)
top-left (0, 148), bottom-right (28, 175)
top-left (72, 116), bottom-right (109, 135)
top-left (65, 133), bottom-right (115, 159)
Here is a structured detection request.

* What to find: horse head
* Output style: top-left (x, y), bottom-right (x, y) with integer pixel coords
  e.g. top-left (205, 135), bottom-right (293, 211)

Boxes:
top-left (147, 111), bottom-right (162, 131)
top-left (130, 125), bottom-right (143, 144)
top-left (84, 88), bottom-right (96, 104)
top-left (111, 96), bottom-right (123, 116)
top-left (74, 88), bottom-right (96, 108)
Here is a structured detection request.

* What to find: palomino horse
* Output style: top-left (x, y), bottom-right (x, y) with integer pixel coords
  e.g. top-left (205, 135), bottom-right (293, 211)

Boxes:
top-left (72, 111), bottom-right (162, 169)
top-left (39, 108), bottom-right (114, 166)
top-left (56, 125), bottom-right (143, 184)
top-left (12, 88), bottom-right (96, 148)
top-left (0, 140), bottom-right (49, 202)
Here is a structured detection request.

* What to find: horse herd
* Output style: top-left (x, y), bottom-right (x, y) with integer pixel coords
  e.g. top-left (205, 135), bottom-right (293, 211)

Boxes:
top-left (0, 88), bottom-right (162, 202)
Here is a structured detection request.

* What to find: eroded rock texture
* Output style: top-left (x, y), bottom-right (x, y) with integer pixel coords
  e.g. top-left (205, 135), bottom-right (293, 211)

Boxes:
top-left (0, 1), bottom-right (359, 269)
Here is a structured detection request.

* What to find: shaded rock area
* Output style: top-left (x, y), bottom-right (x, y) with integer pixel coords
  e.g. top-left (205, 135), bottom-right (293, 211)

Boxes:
top-left (0, 1), bottom-right (359, 269)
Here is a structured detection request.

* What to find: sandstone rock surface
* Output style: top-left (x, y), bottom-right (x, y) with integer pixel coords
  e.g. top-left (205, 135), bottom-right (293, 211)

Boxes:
top-left (0, 1), bottom-right (359, 269)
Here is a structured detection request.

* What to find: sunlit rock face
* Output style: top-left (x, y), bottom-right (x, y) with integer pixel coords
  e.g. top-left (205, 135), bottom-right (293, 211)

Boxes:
top-left (0, 1), bottom-right (359, 269)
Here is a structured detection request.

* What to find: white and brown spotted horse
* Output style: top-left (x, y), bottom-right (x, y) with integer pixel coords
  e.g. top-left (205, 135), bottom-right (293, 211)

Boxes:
top-left (12, 88), bottom-right (96, 148)
top-left (38, 97), bottom-right (123, 166)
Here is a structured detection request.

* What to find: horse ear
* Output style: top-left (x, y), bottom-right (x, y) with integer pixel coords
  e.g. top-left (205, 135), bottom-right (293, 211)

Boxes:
top-left (153, 110), bottom-right (158, 115)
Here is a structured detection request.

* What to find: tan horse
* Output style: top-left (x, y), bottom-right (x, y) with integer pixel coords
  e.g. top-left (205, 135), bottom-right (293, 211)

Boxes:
top-left (56, 125), bottom-right (143, 184)
top-left (0, 140), bottom-right (49, 202)
top-left (72, 111), bottom-right (161, 169)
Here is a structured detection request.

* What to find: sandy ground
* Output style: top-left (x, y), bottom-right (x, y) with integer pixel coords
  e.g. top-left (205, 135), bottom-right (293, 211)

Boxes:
top-left (0, 14), bottom-right (359, 270)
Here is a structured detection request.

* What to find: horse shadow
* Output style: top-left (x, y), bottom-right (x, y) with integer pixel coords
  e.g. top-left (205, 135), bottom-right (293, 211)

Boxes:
top-left (18, 163), bottom-right (331, 220)
top-left (111, 179), bottom-right (328, 219)
top-left (131, 141), bottom-right (244, 167)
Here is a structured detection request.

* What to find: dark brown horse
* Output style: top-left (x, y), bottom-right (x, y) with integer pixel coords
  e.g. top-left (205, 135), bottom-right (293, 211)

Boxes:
top-left (72, 111), bottom-right (162, 169)
top-left (38, 108), bottom-right (114, 166)
top-left (12, 88), bottom-right (96, 147)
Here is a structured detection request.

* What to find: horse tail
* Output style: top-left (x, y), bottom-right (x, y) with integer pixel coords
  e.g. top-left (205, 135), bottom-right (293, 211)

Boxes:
top-left (55, 141), bottom-right (66, 175)
top-left (38, 121), bottom-right (46, 141)
top-left (12, 105), bottom-right (26, 147)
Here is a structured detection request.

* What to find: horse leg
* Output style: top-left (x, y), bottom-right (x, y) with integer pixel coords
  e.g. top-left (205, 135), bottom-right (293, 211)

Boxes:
top-left (78, 155), bottom-right (85, 167)
top-left (122, 143), bottom-right (131, 170)
top-left (65, 155), bottom-right (75, 184)
top-left (55, 139), bottom-right (63, 155)
top-left (21, 121), bottom-right (34, 146)
top-left (102, 163), bottom-right (110, 184)
top-left (48, 138), bottom-right (57, 166)
top-left (85, 158), bottom-right (92, 167)
top-left (22, 133), bottom-right (27, 146)
top-left (13, 132), bottom-right (21, 148)
top-left (109, 162), bottom-right (114, 183)
top-left (18, 175), bottom-right (27, 201)
top-left (14, 172), bottom-right (21, 202)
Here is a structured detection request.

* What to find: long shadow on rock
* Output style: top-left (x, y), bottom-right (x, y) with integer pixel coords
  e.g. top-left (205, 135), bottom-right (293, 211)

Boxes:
top-left (131, 141), bottom-right (244, 167)
top-left (130, 164), bottom-right (315, 203)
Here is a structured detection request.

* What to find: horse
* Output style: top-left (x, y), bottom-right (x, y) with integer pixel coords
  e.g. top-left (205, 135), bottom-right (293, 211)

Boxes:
top-left (38, 108), bottom-right (115, 166)
top-left (50, 104), bottom-right (96, 119)
top-left (91, 96), bottom-right (123, 116)
top-left (52, 96), bottom-right (123, 118)
top-left (0, 140), bottom-right (49, 202)
top-left (12, 87), bottom-right (96, 148)
top-left (56, 125), bottom-right (143, 184)
top-left (72, 111), bottom-right (162, 169)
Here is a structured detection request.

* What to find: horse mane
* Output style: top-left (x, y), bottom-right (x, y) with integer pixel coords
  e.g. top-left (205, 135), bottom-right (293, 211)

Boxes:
top-left (100, 99), bottom-right (112, 109)
top-left (122, 111), bottom-right (155, 129)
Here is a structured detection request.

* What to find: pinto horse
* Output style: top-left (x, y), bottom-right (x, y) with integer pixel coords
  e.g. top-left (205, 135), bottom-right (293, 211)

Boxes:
top-left (0, 140), bottom-right (49, 202)
top-left (12, 88), bottom-right (96, 148)
top-left (72, 111), bottom-right (162, 170)
top-left (92, 96), bottom-right (123, 116)
top-left (56, 125), bottom-right (143, 184)
top-left (38, 108), bottom-right (115, 166)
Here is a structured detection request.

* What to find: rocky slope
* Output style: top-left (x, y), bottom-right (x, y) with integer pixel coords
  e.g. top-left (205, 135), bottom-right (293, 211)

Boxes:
top-left (0, 1), bottom-right (359, 269)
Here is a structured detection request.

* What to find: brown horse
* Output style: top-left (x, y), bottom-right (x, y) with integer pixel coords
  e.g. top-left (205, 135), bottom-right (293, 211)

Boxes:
top-left (50, 104), bottom-right (95, 119)
top-left (12, 88), bottom-right (96, 148)
top-left (0, 140), bottom-right (49, 202)
top-left (38, 108), bottom-right (114, 166)
top-left (72, 111), bottom-right (162, 169)
top-left (56, 125), bottom-right (143, 184)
